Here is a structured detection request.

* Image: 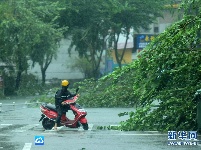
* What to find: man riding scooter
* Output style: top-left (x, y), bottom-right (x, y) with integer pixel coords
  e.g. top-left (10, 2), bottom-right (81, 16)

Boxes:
top-left (53, 80), bottom-right (79, 130)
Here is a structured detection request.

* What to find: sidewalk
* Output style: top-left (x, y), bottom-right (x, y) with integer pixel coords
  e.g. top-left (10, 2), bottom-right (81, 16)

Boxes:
top-left (0, 96), bottom-right (40, 112)
top-left (0, 95), bottom-right (42, 104)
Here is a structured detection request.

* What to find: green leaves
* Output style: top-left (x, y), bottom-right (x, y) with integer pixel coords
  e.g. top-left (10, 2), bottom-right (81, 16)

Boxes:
top-left (0, 0), bottom-right (65, 90)
top-left (64, 0), bottom-right (167, 77)
top-left (117, 0), bottom-right (201, 131)
top-left (70, 0), bottom-right (201, 132)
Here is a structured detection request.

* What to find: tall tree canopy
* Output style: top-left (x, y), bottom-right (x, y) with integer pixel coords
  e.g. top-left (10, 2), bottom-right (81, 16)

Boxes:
top-left (106, 0), bottom-right (167, 68)
top-left (60, 0), bottom-right (168, 78)
top-left (111, 0), bottom-right (201, 131)
top-left (74, 0), bottom-right (201, 132)
top-left (0, 0), bottom-right (65, 89)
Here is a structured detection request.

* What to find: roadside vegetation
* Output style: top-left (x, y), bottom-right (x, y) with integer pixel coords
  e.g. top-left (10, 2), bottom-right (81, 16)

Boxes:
top-left (76, 0), bottom-right (201, 132)
top-left (0, 0), bottom-right (168, 98)
top-left (0, 0), bottom-right (201, 134)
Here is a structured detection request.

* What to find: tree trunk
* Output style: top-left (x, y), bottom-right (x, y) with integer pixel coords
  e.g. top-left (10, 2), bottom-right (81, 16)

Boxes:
top-left (41, 68), bottom-right (46, 86)
top-left (120, 31), bottom-right (129, 63)
top-left (113, 32), bottom-right (121, 69)
top-left (39, 54), bottom-right (53, 86)
top-left (93, 35), bottom-right (106, 79)
top-left (113, 30), bottom-right (130, 69)
top-left (15, 52), bottom-right (23, 90)
top-left (15, 70), bottom-right (22, 90)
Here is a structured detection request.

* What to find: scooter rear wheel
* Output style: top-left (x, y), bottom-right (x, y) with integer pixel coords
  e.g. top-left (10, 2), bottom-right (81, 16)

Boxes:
top-left (42, 118), bottom-right (54, 130)
top-left (82, 123), bottom-right (89, 130)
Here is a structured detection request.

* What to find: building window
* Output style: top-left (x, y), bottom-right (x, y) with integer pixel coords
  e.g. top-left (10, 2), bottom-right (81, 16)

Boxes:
top-left (154, 27), bottom-right (159, 33)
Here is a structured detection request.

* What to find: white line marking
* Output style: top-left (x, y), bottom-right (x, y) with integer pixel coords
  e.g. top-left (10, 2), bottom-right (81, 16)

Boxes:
top-left (22, 143), bottom-right (32, 150)
top-left (0, 124), bottom-right (12, 126)
top-left (0, 147), bottom-right (3, 149)
top-left (0, 134), bottom-right (11, 136)
top-left (11, 124), bottom-right (40, 133)
top-left (12, 130), bottom-right (27, 133)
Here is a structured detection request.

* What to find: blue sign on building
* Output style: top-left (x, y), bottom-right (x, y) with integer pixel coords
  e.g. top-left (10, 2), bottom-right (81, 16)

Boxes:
top-left (135, 34), bottom-right (157, 49)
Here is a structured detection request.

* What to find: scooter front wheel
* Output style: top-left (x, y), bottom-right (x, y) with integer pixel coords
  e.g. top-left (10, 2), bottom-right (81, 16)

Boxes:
top-left (42, 118), bottom-right (54, 130)
top-left (82, 123), bottom-right (88, 130)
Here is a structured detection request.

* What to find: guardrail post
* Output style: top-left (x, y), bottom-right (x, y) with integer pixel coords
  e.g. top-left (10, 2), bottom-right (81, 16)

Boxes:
top-left (25, 101), bottom-right (28, 107)
top-left (13, 102), bottom-right (15, 110)
top-left (0, 103), bottom-right (2, 112)
top-left (36, 100), bottom-right (39, 106)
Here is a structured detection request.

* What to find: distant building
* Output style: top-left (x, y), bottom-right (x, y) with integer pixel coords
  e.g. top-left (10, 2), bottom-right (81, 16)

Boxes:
top-left (28, 39), bottom-right (84, 81)
top-left (28, 5), bottom-right (182, 80)
top-left (104, 5), bottom-right (182, 72)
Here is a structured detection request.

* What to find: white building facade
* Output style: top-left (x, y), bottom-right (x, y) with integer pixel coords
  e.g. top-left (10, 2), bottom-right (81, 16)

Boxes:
top-left (28, 39), bottom-right (84, 81)
top-left (28, 8), bottom-right (181, 80)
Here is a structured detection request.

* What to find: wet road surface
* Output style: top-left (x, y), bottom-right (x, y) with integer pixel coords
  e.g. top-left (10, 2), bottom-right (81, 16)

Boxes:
top-left (0, 98), bottom-right (201, 150)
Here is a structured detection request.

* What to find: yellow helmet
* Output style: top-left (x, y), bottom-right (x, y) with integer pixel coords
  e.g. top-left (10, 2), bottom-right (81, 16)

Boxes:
top-left (61, 80), bottom-right (69, 86)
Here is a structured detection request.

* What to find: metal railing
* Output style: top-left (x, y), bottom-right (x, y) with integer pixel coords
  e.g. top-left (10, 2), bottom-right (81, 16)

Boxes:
top-left (0, 101), bottom-right (41, 112)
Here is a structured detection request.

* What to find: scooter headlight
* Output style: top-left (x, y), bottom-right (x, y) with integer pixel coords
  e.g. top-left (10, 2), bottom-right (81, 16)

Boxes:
top-left (78, 109), bottom-right (86, 112)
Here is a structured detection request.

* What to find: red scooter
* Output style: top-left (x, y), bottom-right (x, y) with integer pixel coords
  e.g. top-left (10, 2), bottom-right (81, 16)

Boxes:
top-left (39, 89), bottom-right (88, 130)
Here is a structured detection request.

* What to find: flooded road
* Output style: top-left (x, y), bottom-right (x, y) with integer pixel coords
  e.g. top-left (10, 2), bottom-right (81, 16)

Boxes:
top-left (0, 97), bottom-right (201, 150)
